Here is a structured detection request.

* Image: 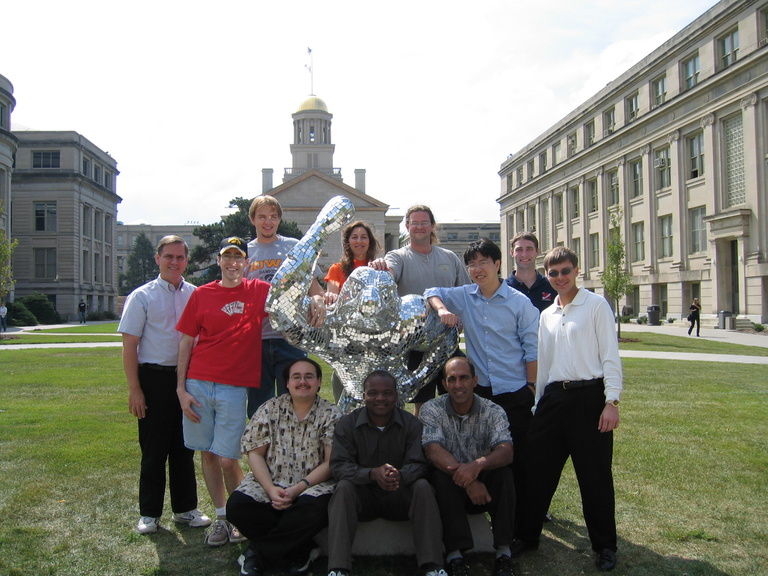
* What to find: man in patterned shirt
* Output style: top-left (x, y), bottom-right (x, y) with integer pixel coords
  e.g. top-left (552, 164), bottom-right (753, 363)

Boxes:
top-left (419, 357), bottom-right (517, 576)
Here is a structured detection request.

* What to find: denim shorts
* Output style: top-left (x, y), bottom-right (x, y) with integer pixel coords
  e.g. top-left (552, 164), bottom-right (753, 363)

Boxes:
top-left (182, 379), bottom-right (247, 460)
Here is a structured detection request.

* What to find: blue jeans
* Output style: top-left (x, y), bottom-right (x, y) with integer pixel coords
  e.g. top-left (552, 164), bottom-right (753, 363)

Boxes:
top-left (182, 379), bottom-right (247, 460)
top-left (246, 338), bottom-right (307, 418)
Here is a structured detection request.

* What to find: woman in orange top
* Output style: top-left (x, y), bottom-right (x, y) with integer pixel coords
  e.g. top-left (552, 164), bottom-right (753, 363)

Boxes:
top-left (324, 221), bottom-right (380, 296)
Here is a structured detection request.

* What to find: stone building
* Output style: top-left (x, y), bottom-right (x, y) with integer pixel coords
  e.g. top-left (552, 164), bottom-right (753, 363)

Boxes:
top-left (262, 95), bottom-right (400, 271)
top-left (437, 222), bottom-right (501, 262)
top-left (11, 131), bottom-right (120, 319)
top-left (498, 0), bottom-right (768, 323)
top-left (0, 74), bottom-right (18, 291)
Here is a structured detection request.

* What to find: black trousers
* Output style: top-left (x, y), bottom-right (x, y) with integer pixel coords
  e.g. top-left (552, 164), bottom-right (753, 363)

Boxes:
top-left (517, 382), bottom-right (617, 552)
top-left (227, 490), bottom-right (331, 561)
top-left (431, 467), bottom-right (515, 553)
top-left (475, 384), bottom-right (534, 529)
top-left (137, 366), bottom-right (197, 517)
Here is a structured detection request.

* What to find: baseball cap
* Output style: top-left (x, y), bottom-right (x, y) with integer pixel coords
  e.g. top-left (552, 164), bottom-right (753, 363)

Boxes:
top-left (219, 236), bottom-right (248, 257)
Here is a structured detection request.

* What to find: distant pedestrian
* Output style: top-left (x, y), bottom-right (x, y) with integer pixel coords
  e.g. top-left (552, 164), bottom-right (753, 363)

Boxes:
top-left (0, 301), bottom-right (7, 332)
top-left (688, 298), bottom-right (702, 337)
top-left (78, 299), bottom-right (87, 324)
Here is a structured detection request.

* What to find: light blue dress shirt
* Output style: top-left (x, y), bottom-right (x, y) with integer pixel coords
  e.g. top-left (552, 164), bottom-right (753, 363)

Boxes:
top-left (424, 281), bottom-right (539, 394)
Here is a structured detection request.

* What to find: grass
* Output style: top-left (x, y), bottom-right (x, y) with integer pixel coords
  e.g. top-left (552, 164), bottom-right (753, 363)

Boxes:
top-left (1, 346), bottom-right (767, 575)
top-left (25, 321), bottom-right (121, 334)
top-left (0, 333), bottom-right (122, 345)
top-left (618, 331), bottom-right (768, 356)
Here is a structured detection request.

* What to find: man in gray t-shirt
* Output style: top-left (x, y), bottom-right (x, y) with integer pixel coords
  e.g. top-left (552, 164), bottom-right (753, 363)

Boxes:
top-left (371, 205), bottom-right (470, 412)
top-left (246, 196), bottom-right (324, 418)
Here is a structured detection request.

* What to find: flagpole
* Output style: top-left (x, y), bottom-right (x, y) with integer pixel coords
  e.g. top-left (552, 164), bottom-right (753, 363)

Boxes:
top-left (306, 47), bottom-right (314, 95)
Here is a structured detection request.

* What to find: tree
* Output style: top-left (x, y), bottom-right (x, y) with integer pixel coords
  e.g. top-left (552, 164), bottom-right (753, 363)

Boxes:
top-left (0, 202), bottom-right (17, 301)
top-left (187, 197), bottom-right (303, 285)
top-left (601, 208), bottom-right (634, 339)
top-left (121, 233), bottom-right (158, 295)
top-left (18, 293), bottom-right (62, 324)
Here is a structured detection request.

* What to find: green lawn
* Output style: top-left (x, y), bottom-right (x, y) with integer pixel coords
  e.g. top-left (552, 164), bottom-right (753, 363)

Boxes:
top-left (29, 321), bottom-right (121, 334)
top-left (0, 349), bottom-right (766, 575)
top-left (618, 331), bottom-right (768, 356)
top-left (0, 333), bottom-right (122, 345)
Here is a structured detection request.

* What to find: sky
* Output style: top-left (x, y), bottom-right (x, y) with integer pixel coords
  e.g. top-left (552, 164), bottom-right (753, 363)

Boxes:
top-left (3, 0), bottom-right (719, 226)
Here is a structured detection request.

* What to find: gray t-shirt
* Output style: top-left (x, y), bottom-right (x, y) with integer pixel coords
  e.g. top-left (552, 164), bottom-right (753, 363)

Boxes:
top-left (247, 235), bottom-right (321, 339)
top-left (385, 245), bottom-right (470, 297)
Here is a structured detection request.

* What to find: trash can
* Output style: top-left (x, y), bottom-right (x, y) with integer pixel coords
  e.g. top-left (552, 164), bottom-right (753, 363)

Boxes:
top-left (647, 305), bottom-right (661, 326)
top-left (718, 310), bottom-right (732, 330)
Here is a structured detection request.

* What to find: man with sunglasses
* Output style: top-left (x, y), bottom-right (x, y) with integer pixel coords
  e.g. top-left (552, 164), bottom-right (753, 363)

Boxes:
top-left (512, 247), bottom-right (623, 572)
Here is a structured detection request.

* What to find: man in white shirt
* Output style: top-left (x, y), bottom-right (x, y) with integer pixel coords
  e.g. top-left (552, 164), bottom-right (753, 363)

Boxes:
top-left (512, 246), bottom-right (622, 572)
top-left (118, 236), bottom-right (210, 535)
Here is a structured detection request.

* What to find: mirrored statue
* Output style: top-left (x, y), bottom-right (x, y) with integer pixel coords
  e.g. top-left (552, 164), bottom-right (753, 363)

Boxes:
top-left (266, 195), bottom-right (459, 412)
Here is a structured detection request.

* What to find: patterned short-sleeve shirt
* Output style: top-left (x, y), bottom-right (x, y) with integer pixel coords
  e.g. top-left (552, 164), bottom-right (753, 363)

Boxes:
top-left (419, 393), bottom-right (512, 463)
top-left (235, 394), bottom-right (342, 502)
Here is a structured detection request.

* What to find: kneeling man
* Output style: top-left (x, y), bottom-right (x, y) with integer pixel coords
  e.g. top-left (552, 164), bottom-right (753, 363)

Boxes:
top-left (419, 357), bottom-right (517, 576)
top-left (327, 370), bottom-right (445, 576)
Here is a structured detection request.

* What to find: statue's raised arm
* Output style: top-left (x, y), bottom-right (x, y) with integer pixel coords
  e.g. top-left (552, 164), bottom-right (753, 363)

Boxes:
top-left (266, 195), bottom-right (354, 336)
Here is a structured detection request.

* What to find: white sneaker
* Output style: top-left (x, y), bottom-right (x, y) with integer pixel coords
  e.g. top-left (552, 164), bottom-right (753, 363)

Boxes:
top-left (137, 516), bottom-right (159, 534)
top-left (426, 570), bottom-right (449, 576)
top-left (172, 509), bottom-right (212, 527)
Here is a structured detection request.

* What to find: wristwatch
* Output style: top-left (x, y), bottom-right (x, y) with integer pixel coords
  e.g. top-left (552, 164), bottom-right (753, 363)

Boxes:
top-left (606, 399), bottom-right (620, 407)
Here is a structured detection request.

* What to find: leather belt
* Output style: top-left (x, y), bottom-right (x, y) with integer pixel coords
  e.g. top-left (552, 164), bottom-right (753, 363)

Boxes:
top-left (140, 363), bottom-right (177, 373)
top-left (551, 377), bottom-right (603, 390)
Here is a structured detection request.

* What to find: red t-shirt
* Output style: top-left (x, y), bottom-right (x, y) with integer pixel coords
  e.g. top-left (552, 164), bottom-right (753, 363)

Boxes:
top-left (324, 260), bottom-right (368, 290)
top-left (176, 278), bottom-right (270, 388)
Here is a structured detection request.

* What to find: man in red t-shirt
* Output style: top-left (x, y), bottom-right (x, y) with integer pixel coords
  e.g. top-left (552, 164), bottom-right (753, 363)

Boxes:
top-left (176, 236), bottom-right (271, 547)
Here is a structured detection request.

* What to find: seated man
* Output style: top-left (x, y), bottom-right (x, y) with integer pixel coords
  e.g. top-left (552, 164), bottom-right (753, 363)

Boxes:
top-left (419, 357), bottom-right (517, 576)
top-left (227, 358), bottom-right (341, 576)
top-left (327, 370), bottom-right (445, 576)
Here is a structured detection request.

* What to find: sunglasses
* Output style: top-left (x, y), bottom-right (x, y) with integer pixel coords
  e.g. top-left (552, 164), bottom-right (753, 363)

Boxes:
top-left (547, 267), bottom-right (573, 278)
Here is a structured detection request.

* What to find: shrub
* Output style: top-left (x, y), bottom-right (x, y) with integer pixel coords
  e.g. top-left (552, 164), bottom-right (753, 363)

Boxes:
top-left (667, 317), bottom-right (675, 323)
top-left (86, 310), bottom-right (119, 321)
top-left (5, 301), bottom-right (38, 326)
top-left (18, 293), bottom-right (63, 324)
top-left (637, 315), bottom-right (648, 324)
top-left (619, 315), bottom-right (631, 324)
top-left (752, 322), bottom-right (765, 333)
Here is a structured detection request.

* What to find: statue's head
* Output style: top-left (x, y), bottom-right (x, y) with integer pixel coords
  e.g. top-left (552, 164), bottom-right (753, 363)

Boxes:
top-left (334, 267), bottom-right (400, 333)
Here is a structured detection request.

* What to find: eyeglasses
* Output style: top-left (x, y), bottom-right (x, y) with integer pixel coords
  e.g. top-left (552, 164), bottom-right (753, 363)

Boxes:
top-left (289, 374), bottom-right (318, 382)
top-left (220, 253), bottom-right (246, 262)
top-left (408, 221), bottom-right (432, 228)
top-left (547, 267), bottom-right (573, 278)
top-left (467, 259), bottom-right (496, 270)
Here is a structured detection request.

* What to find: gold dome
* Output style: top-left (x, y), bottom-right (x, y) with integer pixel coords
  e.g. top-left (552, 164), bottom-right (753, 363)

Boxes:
top-left (296, 95), bottom-right (329, 113)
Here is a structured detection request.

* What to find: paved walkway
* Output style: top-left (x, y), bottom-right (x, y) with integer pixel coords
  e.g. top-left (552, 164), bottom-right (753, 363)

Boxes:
top-left (1, 320), bottom-right (767, 363)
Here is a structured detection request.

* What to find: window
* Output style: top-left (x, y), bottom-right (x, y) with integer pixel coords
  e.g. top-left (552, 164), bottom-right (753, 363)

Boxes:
top-left (572, 237), bottom-right (581, 265)
top-left (34, 248), bottom-right (57, 279)
top-left (682, 54), bottom-right (700, 90)
top-left (105, 256), bottom-right (112, 285)
top-left (554, 193), bottom-right (564, 224)
top-left (95, 211), bottom-right (103, 241)
top-left (527, 159), bottom-right (535, 180)
top-left (539, 151), bottom-right (547, 174)
top-left (567, 132), bottom-right (577, 157)
top-left (724, 115), bottom-right (745, 206)
top-left (626, 93), bottom-right (639, 122)
top-left (490, 233), bottom-right (500, 241)
top-left (659, 215), bottom-right (673, 258)
top-left (527, 205), bottom-right (536, 231)
top-left (447, 232), bottom-right (458, 241)
top-left (94, 165), bottom-right (102, 183)
top-left (117, 234), bottom-right (124, 246)
top-left (517, 166), bottom-right (524, 186)
top-left (0, 103), bottom-right (5, 128)
top-left (654, 148), bottom-right (671, 190)
top-left (719, 29), bottom-right (739, 70)
top-left (82, 157), bottom-right (91, 177)
top-left (541, 202), bottom-right (550, 250)
top-left (584, 120), bottom-right (596, 147)
top-left (632, 223), bottom-right (645, 262)
top-left (104, 171), bottom-right (112, 190)
top-left (516, 211), bottom-right (525, 232)
top-left (468, 232), bottom-right (479, 241)
top-left (309, 125), bottom-right (315, 143)
top-left (689, 207), bottom-right (707, 254)
top-left (688, 133), bottom-right (705, 179)
top-left (34, 201), bottom-right (57, 232)
top-left (590, 233), bottom-right (600, 268)
top-left (587, 179), bottom-right (598, 213)
top-left (506, 174), bottom-right (513, 193)
top-left (603, 107), bottom-right (615, 136)
top-left (32, 151), bottom-right (60, 169)
top-left (630, 159), bottom-right (643, 198)
top-left (82, 250), bottom-right (91, 282)
top-left (82, 205), bottom-right (91, 236)
top-left (95, 254), bottom-right (102, 283)
top-left (607, 170), bottom-right (619, 206)
top-left (105, 216), bottom-right (112, 243)
top-left (552, 142), bottom-right (561, 166)
top-left (569, 186), bottom-right (580, 219)
top-left (652, 75), bottom-right (666, 107)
